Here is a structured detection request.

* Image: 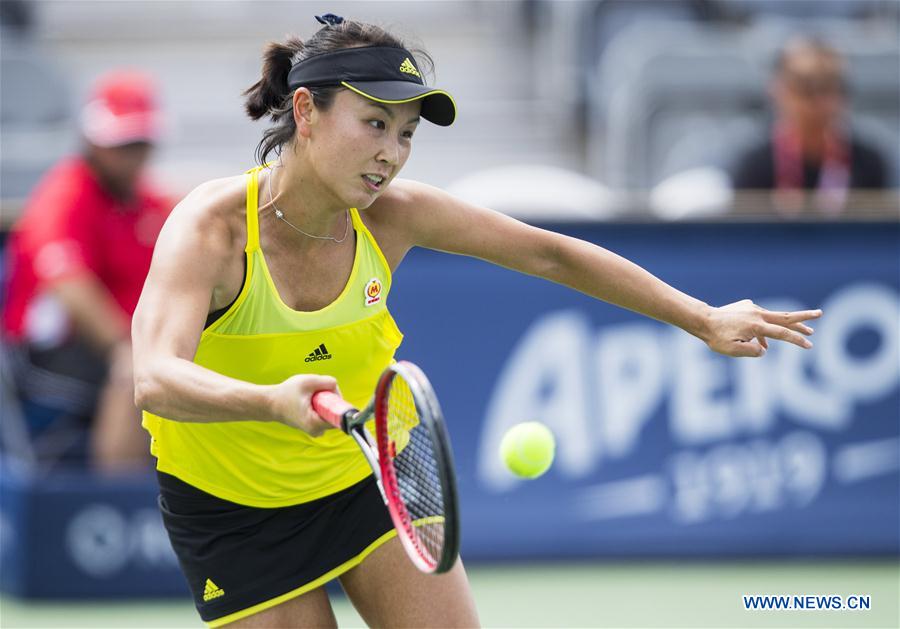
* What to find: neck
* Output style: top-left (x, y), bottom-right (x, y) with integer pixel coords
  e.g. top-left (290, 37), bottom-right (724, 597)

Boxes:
top-left (265, 152), bottom-right (348, 238)
top-left (84, 154), bottom-right (135, 203)
top-left (800, 130), bottom-right (828, 160)
top-left (784, 120), bottom-right (841, 161)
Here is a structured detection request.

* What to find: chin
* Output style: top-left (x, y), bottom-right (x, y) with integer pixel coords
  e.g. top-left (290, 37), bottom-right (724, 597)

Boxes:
top-left (355, 197), bottom-right (379, 210)
top-left (349, 189), bottom-right (382, 210)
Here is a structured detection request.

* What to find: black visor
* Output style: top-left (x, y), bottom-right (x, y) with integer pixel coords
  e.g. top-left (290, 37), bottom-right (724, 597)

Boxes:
top-left (287, 46), bottom-right (456, 126)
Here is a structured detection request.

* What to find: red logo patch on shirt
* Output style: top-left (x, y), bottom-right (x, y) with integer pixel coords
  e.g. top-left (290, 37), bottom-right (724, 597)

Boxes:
top-left (364, 278), bottom-right (382, 306)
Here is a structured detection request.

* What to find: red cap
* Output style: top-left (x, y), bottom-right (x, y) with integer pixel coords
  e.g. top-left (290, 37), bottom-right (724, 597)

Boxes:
top-left (81, 70), bottom-right (161, 147)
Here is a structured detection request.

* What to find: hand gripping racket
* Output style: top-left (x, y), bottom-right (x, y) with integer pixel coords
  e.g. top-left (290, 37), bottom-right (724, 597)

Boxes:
top-left (311, 360), bottom-right (460, 574)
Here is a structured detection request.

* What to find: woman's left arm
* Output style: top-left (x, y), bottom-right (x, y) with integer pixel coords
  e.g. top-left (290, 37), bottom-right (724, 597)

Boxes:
top-left (381, 180), bottom-right (821, 357)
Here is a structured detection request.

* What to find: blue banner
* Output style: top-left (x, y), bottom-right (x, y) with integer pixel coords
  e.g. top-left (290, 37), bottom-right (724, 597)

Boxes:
top-left (0, 469), bottom-right (187, 598)
top-left (389, 222), bottom-right (900, 558)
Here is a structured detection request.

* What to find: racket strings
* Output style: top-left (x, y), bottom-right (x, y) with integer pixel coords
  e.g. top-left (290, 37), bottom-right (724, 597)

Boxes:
top-left (386, 377), bottom-right (446, 564)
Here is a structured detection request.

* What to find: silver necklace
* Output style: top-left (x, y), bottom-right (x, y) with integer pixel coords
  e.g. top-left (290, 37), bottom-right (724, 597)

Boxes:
top-left (266, 166), bottom-right (349, 243)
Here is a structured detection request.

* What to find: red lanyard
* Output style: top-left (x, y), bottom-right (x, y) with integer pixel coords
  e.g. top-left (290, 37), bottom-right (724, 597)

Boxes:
top-left (772, 123), bottom-right (849, 215)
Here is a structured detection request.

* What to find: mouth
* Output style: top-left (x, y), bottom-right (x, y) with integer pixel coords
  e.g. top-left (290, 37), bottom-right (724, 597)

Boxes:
top-left (362, 173), bottom-right (386, 192)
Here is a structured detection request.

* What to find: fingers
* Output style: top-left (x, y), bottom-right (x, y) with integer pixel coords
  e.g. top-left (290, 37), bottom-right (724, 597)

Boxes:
top-left (728, 340), bottom-right (767, 358)
top-left (301, 374), bottom-right (339, 394)
top-left (757, 308), bottom-right (823, 345)
top-left (785, 321), bottom-right (815, 335)
top-left (761, 309), bottom-right (823, 326)
top-left (757, 323), bottom-right (813, 349)
top-left (766, 319), bottom-right (814, 337)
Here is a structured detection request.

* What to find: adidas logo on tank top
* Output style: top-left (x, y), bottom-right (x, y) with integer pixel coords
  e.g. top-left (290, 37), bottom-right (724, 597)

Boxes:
top-left (304, 343), bottom-right (333, 362)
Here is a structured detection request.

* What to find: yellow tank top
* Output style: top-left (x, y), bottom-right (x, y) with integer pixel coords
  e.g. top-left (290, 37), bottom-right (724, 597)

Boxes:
top-left (142, 166), bottom-right (403, 507)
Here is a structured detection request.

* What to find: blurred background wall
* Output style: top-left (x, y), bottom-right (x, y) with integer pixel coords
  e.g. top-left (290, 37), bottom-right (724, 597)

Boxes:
top-left (3, 0), bottom-right (898, 220)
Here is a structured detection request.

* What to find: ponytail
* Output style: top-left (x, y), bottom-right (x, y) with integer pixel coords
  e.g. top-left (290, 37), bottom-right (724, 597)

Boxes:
top-left (243, 37), bottom-right (302, 121)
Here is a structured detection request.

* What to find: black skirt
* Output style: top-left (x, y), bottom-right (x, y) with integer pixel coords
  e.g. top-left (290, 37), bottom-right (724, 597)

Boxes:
top-left (157, 471), bottom-right (395, 625)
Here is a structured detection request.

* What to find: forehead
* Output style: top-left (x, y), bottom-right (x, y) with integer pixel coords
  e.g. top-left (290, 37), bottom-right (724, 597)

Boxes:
top-left (782, 47), bottom-right (843, 78)
top-left (335, 88), bottom-right (422, 120)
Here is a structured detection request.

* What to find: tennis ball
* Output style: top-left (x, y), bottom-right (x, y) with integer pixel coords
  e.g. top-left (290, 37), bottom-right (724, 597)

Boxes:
top-left (499, 422), bottom-right (556, 479)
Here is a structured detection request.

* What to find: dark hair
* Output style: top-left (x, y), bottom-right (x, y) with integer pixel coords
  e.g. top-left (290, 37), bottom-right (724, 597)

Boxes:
top-left (243, 20), bottom-right (433, 165)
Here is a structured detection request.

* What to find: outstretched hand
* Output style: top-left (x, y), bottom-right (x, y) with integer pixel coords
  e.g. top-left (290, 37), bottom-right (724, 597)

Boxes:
top-left (703, 300), bottom-right (822, 358)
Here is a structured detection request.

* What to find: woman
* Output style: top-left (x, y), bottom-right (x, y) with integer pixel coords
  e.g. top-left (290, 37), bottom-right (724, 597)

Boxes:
top-left (132, 15), bottom-right (821, 628)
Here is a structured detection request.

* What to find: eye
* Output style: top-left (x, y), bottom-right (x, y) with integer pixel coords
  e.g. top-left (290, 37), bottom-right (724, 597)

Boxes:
top-left (368, 119), bottom-right (386, 130)
top-left (402, 129), bottom-right (415, 140)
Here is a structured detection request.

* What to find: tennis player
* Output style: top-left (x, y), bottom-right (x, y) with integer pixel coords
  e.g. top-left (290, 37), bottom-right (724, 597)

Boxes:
top-left (131, 14), bottom-right (822, 628)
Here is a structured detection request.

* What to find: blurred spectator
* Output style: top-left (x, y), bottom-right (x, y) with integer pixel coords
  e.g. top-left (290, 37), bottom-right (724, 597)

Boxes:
top-left (1, 70), bottom-right (171, 472)
top-left (730, 36), bottom-right (888, 215)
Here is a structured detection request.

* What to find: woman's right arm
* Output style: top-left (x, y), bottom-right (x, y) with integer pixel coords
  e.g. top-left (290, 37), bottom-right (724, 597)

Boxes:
top-left (131, 188), bottom-right (336, 436)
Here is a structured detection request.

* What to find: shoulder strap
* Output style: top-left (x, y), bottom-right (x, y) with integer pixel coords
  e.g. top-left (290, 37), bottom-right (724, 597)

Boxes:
top-left (350, 207), bottom-right (393, 281)
top-left (244, 167), bottom-right (262, 253)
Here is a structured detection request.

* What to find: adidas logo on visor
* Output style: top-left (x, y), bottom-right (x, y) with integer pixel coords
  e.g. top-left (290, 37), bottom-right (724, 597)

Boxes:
top-left (305, 343), bottom-right (333, 362)
top-left (398, 58), bottom-right (421, 78)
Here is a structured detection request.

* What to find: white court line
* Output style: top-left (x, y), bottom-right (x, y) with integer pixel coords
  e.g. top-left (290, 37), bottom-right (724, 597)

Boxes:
top-left (575, 474), bottom-right (667, 521)
top-left (833, 437), bottom-right (900, 484)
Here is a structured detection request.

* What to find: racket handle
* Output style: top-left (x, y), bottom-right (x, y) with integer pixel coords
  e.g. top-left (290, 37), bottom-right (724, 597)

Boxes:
top-left (311, 391), bottom-right (356, 430)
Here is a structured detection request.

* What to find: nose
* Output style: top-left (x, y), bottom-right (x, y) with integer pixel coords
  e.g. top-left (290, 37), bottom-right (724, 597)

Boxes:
top-left (376, 136), bottom-right (402, 167)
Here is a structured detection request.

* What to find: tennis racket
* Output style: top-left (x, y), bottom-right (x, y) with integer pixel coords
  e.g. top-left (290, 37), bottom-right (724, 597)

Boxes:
top-left (311, 360), bottom-right (460, 574)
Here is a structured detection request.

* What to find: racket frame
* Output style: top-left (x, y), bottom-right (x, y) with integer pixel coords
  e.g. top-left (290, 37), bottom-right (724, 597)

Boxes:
top-left (374, 361), bottom-right (460, 574)
top-left (311, 362), bottom-right (460, 574)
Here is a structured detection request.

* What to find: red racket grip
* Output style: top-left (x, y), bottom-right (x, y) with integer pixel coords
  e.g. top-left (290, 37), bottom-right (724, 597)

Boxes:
top-left (311, 391), bottom-right (356, 430)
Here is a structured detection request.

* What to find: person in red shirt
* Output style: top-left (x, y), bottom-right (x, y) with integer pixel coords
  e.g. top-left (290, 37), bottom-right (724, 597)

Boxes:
top-left (2, 70), bottom-right (171, 471)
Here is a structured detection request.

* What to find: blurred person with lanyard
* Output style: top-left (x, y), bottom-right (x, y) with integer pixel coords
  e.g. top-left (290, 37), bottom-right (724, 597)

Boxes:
top-left (131, 14), bottom-right (822, 628)
top-left (2, 70), bottom-right (171, 471)
top-left (731, 35), bottom-right (888, 215)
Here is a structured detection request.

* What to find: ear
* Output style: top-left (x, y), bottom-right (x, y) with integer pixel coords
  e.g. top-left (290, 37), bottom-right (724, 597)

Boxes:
top-left (293, 88), bottom-right (315, 138)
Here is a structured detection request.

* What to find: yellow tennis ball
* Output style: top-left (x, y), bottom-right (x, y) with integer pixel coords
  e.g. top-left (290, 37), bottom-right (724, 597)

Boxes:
top-left (499, 422), bottom-right (556, 479)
